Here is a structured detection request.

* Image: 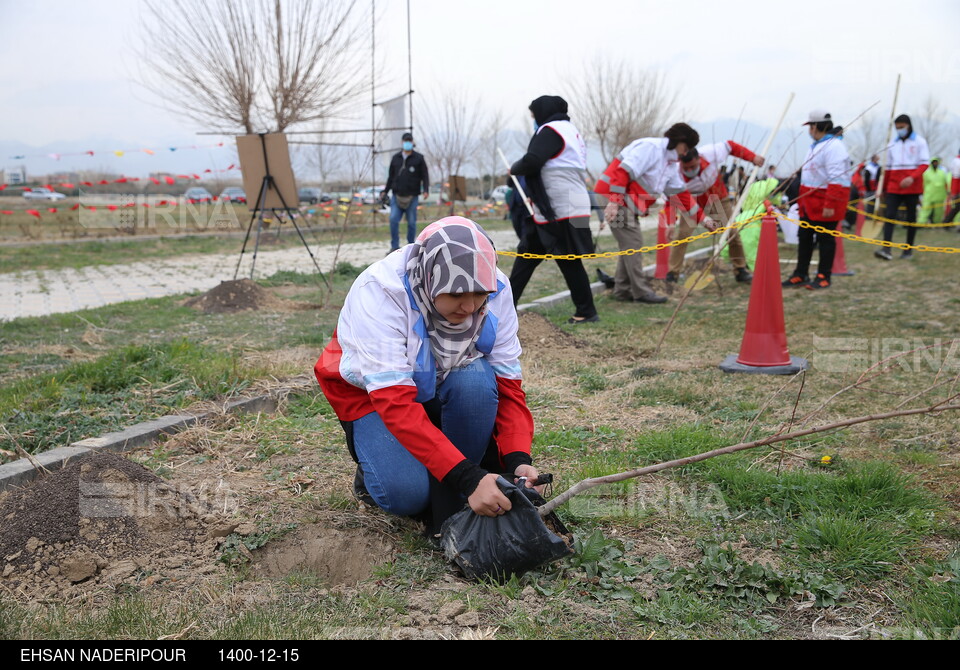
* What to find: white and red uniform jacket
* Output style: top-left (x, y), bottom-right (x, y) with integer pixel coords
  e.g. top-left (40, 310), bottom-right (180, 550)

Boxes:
top-left (314, 248), bottom-right (533, 482)
top-left (680, 140), bottom-right (757, 208)
top-left (950, 154), bottom-right (960, 199)
top-left (883, 132), bottom-right (930, 195)
top-left (799, 134), bottom-right (850, 223)
top-left (534, 119), bottom-right (591, 224)
top-left (594, 137), bottom-right (703, 222)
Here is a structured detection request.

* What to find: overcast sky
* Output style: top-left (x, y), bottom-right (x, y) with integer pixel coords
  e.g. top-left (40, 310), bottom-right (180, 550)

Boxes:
top-left (1, 0), bottom-right (958, 175)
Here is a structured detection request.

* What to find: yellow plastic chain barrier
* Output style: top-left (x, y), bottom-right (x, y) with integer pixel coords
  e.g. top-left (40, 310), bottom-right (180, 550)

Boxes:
top-left (494, 212), bottom-right (765, 260)
top-left (844, 203), bottom-right (959, 228)
top-left (779, 213), bottom-right (960, 254)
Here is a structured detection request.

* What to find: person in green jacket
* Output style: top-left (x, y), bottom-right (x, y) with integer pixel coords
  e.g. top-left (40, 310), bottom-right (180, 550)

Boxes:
top-left (919, 157), bottom-right (952, 223)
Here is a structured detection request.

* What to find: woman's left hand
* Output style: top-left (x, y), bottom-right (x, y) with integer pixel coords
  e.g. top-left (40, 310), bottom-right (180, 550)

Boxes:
top-left (514, 464), bottom-right (546, 495)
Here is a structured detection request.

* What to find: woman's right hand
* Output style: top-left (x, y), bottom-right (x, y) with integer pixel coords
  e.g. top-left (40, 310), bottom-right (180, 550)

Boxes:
top-left (603, 200), bottom-right (620, 223)
top-left (468, 473), bottom-right (512, 517)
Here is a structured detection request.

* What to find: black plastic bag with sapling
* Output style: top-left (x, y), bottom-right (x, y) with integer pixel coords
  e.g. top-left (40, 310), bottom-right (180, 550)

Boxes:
top-left (440, 476), bottom-right (573, 582)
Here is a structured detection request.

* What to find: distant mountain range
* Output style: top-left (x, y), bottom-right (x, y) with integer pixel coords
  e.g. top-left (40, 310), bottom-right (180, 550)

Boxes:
top-left (5, 112), bottom-right (957, 184)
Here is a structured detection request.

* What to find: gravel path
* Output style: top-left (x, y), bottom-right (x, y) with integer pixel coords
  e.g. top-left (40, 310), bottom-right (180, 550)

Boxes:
top-left (1, 224), bottom-right (637, 320)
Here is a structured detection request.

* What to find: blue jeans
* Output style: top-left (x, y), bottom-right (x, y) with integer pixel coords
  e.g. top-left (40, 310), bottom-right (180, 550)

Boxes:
top-left (352, 358), bottom-right (498, 516)
top-left (389, 194), bottom-right (419, 249)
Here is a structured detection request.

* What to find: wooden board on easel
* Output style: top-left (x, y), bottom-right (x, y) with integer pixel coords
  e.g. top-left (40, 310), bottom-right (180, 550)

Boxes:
top-left (236, 133), bottom-right (299, 212)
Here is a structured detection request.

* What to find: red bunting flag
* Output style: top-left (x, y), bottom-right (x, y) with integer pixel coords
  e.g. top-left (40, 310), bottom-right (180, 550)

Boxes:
top-left (107, 205), bottom-right (118, 211)
top-left (158, 200), bottom-right (169, 206)
top-left (81, 181), bottom-right (93, 187)
top-left (149, 178), bottom-right (160, 185)
top-left (98, 180), bottom-right (109, 185)
top-left (123, 203), bottom-right (135, 208)
top-left (71, 204), bottom-right (81, 210)
top-left (85, 151), bottom-right (94, 156)
top-left (26, 209), bottom-right (41, 218)
top-left (192, 174), bottom-right (200, 180)
top-left (0, 184), bottom-right (7, 191)
top-left (88, 206), bottom-right (97, 212)
top-left (59, 183), bottom-right (75, 188)
top-left (43, 185), bottom-right (54, 191)
top-left (176, 175), bottom-right (189, 179)
top-left (164, 176), bottom-right (176, 185)
top-left (142, 203), bottom-right (150, 208)
top-left (115, 178), bottom-right (128, 184)
top-left (47, 207), bottom-right (58, 213)
top-left (204, 169), bottom-right (212, 173)
top-left (1, 210), bottom-right (13, 215)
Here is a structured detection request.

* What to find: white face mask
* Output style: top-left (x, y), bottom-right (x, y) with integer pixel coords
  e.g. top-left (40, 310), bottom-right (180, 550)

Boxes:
top-left (896, 127), bottom-right (909, 139)
top-left (682, 167), bottom-right (700, 178)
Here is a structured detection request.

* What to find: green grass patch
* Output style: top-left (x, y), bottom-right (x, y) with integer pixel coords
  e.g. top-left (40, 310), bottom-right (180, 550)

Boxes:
top-left (895, 552), bottom-right (960, 639)
top-left (0, 340), bottom-right (271, 456)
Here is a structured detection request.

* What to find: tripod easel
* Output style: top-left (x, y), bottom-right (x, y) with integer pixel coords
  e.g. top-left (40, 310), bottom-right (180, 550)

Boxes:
top-left (233, 133), bottom-right (330, 290)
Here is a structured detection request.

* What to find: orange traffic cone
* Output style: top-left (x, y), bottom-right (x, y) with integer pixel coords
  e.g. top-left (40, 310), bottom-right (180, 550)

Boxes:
top-left (832, 221), bottom-right (854, 276)
top-left (720, 214), bottom-right (809, 374)
top-left (654, 204), bottom-right (673, 279)
top-left (854, 198), bottom-right (866, 236)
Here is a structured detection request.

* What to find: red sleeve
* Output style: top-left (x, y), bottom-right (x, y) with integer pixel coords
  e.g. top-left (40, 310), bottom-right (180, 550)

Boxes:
top-left (597, 160), bottom-right (632, 206)
top-left (726, 141), bottom-right (757, 163)
top-left (368, 385), bottom-right (466, 481)
top-left (668, 191), bottom-right (704, 223)
top-left (951, 176), bottom-right (960, 198)
top-left (824, 183), bottom-right (847, 221)
top-left (494, 377), bottom-right (533, 461)
top-left (911, 163), bottom-right (929, 182)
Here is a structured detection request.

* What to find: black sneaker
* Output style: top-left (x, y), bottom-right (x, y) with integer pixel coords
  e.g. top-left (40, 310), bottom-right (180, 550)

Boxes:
top-left (900, 250), bottom-right (914, 260)
top-left (567, 315), bottom-right (600, 324)
top-left (874, 249), bottom-right (892, 261)
top-left (633, 291), bottom-right (668, 304)
top-left (596, 268), bottom-right (615, 289)
top-left (353, 466), bottom-right (375, 507)
top-left (782, 275), bottom-right (808, 288)
top-left (734, 268), bottom-right (753, 284)
top-left (805, 273), bottom-right (831, 290)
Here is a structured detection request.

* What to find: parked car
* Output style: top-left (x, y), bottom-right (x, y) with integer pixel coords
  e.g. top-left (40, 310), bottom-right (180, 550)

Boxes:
top-left (298, 187), bottom-right (332, 204)
top-left (23, 188), bottom-right (66, 201)
top-left (184, 187), bottom-right (214, 203)
top-left (487, 184), bottom-right (510, 204)
top-left (353, 186), bottom-right (386, 205)
top-left (219, 187), bottom-right (246, 203)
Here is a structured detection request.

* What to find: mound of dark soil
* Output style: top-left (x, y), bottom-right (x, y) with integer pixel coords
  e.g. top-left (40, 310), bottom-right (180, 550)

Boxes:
top-left (0, 452), bottom-right (225, 596)
top-left (185, 279), bottom-right (309, 314)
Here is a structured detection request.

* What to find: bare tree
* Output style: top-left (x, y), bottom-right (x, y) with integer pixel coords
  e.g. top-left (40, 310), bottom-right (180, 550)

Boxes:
top-left (416, 88), bottom-right (483, 199)
top-left (564, 57), bottom-right (683, 164)
top-left (256, 0), bottom-right (370, 131)
top-left (138, 0), bottom-right (370, 133)
top-left (846, 113), bottom-right (886, 163)
top-left (915, 95), bottom-right (951, 159)
top-left (480, 108), bottom-right (508, 198)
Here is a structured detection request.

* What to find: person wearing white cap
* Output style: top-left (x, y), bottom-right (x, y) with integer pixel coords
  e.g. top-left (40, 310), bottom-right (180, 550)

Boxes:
top-left (782, 110), bottom-right (850, 290)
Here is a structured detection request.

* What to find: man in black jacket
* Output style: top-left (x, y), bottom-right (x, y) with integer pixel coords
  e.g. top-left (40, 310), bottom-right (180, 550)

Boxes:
top-left (383, 132), bottom-right (430, 251)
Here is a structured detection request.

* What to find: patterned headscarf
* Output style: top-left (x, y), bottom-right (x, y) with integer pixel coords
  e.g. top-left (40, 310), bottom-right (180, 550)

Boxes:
top-left (405, 217), bottom-right (498, 380)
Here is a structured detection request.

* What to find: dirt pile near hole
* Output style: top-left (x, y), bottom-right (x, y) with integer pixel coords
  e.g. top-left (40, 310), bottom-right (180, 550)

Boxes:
top-left (517, 312), bottom-right (587, 364)
top-left (0, 452), bottom-right (227, 598)
top-left (184, 278), bottom-right (316, 314)
top-left (251, 526), bottom-right (393, 584)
